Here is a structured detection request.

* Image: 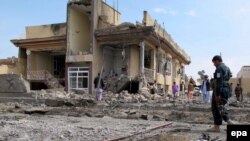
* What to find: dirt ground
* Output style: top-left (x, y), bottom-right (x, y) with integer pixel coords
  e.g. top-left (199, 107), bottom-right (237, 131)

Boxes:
top-left (0, 113), bottom-right (226, 141)
top-left (0, 94), bottom-right (249, 141)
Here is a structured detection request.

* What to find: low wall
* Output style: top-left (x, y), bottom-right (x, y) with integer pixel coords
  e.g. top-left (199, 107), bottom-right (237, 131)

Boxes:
top-left (0, 74), bottom-right (30, 93)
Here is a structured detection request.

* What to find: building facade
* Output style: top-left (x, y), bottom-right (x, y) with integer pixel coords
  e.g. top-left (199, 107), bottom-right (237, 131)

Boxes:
top-left (0, 57), bottom-right (25, 75)
top-left (230, 66), bottom-right (250, 95)
top-left (11, 0), bottom-right (191, 94)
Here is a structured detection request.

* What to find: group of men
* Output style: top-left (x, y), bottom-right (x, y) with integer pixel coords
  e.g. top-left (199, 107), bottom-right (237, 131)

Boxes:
top-left (94, 55), bottom-right (238, 133)
top-left (173, 55), bottom-right (238, 132)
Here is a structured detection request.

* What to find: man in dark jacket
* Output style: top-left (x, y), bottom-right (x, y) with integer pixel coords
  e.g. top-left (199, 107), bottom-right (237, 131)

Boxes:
top-left (94, 73), bottom-right (104, 89)
top-left (94, 73), bottom-right (104, 101)
top-left (235, 84), bottom-right (243, 102)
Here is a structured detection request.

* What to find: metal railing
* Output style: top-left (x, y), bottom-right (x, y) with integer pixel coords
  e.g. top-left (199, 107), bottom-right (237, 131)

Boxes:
top-left (27, 70), bottom-right (55, 81)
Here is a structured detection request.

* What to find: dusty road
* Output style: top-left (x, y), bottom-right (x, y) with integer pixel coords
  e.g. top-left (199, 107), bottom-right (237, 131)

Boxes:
top-left (0, 113), bottom-right (228, 141)
top-left (0, 94), bottom-right (249, 141)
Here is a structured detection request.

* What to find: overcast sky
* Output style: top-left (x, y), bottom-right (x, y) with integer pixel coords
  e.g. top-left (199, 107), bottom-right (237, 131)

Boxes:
top-left (1, 0), bottom-right (250, 80)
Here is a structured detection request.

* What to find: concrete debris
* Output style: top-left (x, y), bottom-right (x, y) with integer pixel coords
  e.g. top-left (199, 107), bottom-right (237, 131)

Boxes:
top-left (104, 75), bottom-right (130, 93)
top-left (33, 89), bottom-right (95, 100)
top-left (44, 98), bottom-right (96, 107)
top-left (152, 115), bottom-right (165, 121)
top-left (0, 74), bottom-right (30, 93)
top-left (229, 101), bottom-right (243, 107)
top-left (196, 133), bottom-right (223, 141)
top-left (105, 88), bottom-right (167, 104)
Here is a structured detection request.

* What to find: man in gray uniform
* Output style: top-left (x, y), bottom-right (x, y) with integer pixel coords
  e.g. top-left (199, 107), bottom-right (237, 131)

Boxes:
top-left (207, 55), bottom-right (234, 132)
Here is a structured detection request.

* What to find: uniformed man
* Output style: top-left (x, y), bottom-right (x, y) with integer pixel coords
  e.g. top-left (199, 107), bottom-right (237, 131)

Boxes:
top-left (235, 84), bottom-right (243, 102)
top-left (207, 55), bottom-right (234, 132)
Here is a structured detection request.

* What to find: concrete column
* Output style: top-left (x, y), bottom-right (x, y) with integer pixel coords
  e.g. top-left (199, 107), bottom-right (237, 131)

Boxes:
top-left (26, 50), bottom-right (31, 75)
top-left (90, 0), bottom-right (101, 94)
top-left (140, 41), bottom-right (145, 74)
top-left (139, 41), bottom-right (145, 89)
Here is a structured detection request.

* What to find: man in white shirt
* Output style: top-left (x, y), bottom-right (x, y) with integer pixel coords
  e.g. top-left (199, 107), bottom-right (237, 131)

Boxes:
top-left (201, 75), bottom-right (211, 104)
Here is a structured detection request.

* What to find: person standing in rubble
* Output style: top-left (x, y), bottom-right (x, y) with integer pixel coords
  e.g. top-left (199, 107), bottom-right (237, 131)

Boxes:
top-left (201, 75), bottom-right (211, 104)
top-left (172, 82), bottom-right (179, 98)
top-left (207, 55), bottom-right (234, 132)
top-left (180, 81), bottom-right (186, 98)
top-left (187, 80), bottom-right (194, 102)
top-left (94, 73), bottom-right (105, 101)
top-left (235, 84), bottom-right (243, 102)
top-left (226, 83), bottom-right (234, 106)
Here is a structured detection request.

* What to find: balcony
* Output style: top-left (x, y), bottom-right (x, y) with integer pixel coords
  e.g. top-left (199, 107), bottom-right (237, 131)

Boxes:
top-left (27, 70), bottom-right (63, 88)
top-left (27, 70), bottom-right (48, 81)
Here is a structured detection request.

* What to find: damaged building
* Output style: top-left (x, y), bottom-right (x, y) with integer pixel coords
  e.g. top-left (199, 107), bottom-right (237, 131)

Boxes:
top-left (11, 0), bottom-right (191, 94)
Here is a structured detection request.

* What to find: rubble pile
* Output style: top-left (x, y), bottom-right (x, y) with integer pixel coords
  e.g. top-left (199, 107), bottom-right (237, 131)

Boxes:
top-left (31, 89), bottom-right (96, 107)
top-left (104, 88), bottom-right (167, 104)
top-left (32, 89), bottom-right (94, 100)
top-left (104, 75), bottom-right (130, 93)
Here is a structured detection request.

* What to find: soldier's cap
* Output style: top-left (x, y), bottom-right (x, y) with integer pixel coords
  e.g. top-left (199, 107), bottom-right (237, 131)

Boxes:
top-left (212, 55), bottom-right (223, 62)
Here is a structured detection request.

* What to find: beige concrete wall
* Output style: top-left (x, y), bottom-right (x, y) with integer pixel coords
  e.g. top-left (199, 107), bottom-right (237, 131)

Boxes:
top-left (91, 0), bottom-right (103, 94)
top-left (93, 43), bottom-right (103, 83)
top-left (0, 65), bottom-right (8, 74)
top-left (241, 78), bottom-right (250, 95)
top-left (129, 46), bottom-right (139, 77)
top-left (229, 78), bottom-right (250, 95)
top-left (99, 2), bottom-right (121, 27)
top-left (143, 11), bottom-right (155, 26)
top-left (68, 7), bottom-right (90, 55)
top-left (0, 59), bottom-right (26, 76)
top-left (143, 11), bottom-right (190, 63)
top-left (26, 23), bottom-right (66, 39)
top-left (229, 78), bottom-right (239, 94)
top-left (156, 73), bottom-right (172, 86)
top-left (237, 66), bottom-right (250, 78)
top-left (30, 52), bottom-right (53, 74)
top-left (154, 52), bottom-right (182, 94)
top-left (156, 73), bottom-right (172, 93)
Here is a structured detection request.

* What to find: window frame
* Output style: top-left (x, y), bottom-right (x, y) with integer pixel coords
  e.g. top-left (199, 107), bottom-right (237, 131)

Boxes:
top-left (68, 67), bottom-right (89, 92)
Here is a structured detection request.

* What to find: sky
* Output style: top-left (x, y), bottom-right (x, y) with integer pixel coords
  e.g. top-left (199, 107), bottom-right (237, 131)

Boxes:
top-left (1, 0), bottom-right (250, 80)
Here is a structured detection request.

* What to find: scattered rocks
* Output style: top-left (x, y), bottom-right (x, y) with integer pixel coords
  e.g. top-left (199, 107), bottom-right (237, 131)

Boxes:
top-left (229, 101), bottom-right (243, 107)
top-left (45, 99), bottom-right (65, 107)
top-left (44, 98), bottom-right (96, 107)
top-left (105, 89), bottom-right (166, 104)
top-left (152, 115), bottom-right (165, 121)
top-left (140, 114), bottom-right (153, 120)
top-left (85, 112), bottom-right (93, 117)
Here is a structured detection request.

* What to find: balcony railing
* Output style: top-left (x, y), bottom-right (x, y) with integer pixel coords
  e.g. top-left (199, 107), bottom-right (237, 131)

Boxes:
top-left (144, 68), bottom-right (154, 83)
top-left (27, 70), bottom-right (56, 81)
top-left (27, 70), bottom-right (47, 80)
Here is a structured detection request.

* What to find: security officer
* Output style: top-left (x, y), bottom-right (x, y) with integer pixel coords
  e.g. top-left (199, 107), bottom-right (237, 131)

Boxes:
top-left (207, 55), bottom-right (234, 132)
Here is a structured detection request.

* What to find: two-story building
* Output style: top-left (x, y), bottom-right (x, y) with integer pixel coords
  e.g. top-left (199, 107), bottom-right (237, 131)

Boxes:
top-left (11, 0), bottom-right (191, 94)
